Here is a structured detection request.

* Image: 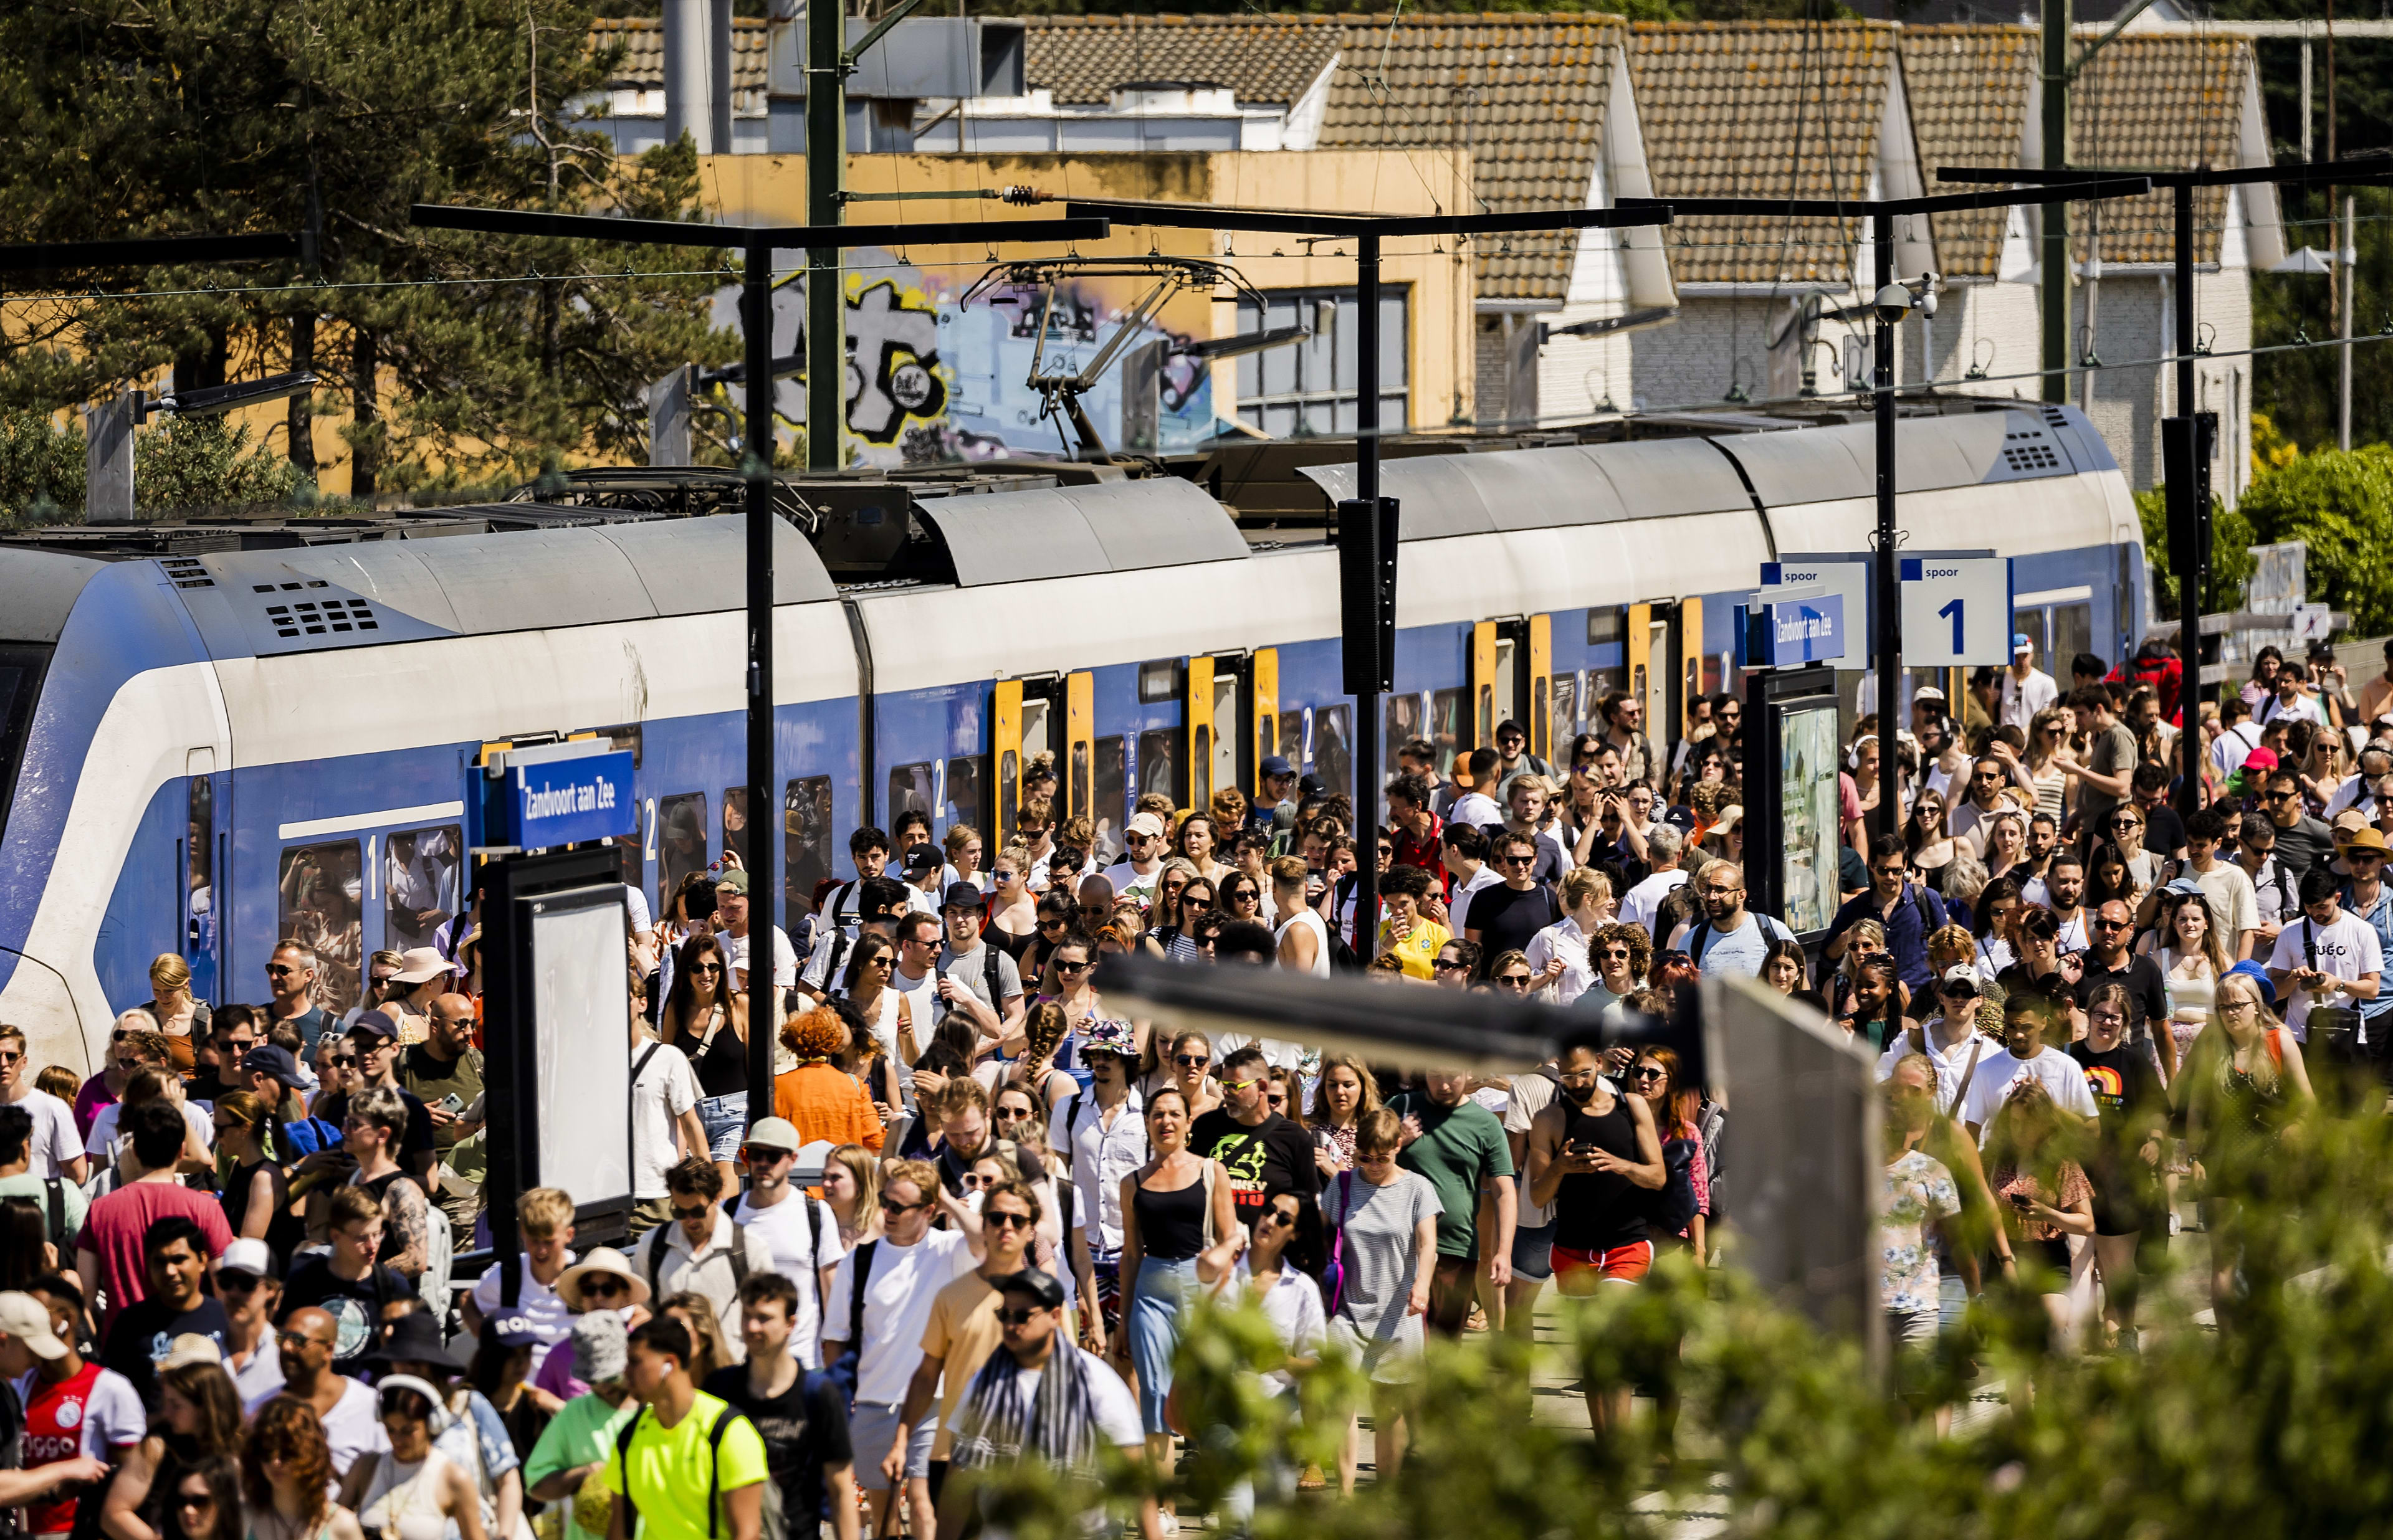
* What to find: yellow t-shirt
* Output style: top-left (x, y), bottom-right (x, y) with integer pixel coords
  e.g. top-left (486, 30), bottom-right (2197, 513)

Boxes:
top-left (601, 1391), bottom-right (770, 1540)
top-left (1378, 919), bottom-right (1453, 981)
top-left (919, 1271), bottom-right (1006, 1459)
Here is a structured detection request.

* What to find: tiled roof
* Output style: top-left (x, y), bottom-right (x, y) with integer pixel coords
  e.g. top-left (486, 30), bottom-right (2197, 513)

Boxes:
top-left (2071, 33), bottom-right (2252, 266)
top-left (591, 16), bottom-right (770, 107)
top-left (1316, 14), bottom-right (1625, 305)
top-left (1900, 27), bottom-right (2035, 279)
top-left (1626, 20), bottom-right (1903, 287)
top-left (1023, 15), bottom-right (1341, 108)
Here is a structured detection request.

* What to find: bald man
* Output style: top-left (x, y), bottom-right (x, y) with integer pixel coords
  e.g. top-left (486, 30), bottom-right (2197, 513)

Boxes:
top-left (250, 1306), bottom-right (391, 1483)
top-left (401, 994), bottom-right (485, 1243)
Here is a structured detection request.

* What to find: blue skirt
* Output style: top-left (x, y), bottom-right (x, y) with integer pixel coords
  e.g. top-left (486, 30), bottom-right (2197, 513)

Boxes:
top-left (1127, 1256), bottom-right (1199, 1435)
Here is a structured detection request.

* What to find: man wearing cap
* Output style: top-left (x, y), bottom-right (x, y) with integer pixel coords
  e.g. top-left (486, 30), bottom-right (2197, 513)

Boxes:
top-left (724, 1119), bottom-right (843, 1369)
top-left (215, 1238), bottom-right (286, 1401)
top-left (1048, 1020), bottom-right (1145, 1362)
top-left (2000, 635), bottom-right (2058, 733)
top-left (1101, 812), bottom-right (1170, 912)
top-left (241, 1044), bottom-right (313, 1128)
top-left (1876, 967), bottom-right (2004, 1114)
top-left (1251, 755), bottom-right (1299, 844)
top-left (899, 845), bottom-right (947, 916)
top-left (935, 882), bottom-right (1025, 1046)
top-left (1, 1286), bottom-right (141, 1535)
top-left (939, 1267), bottom-right (1157, 1540)
top-left (714, 868), bottom-right (798, 998)
top-left (2337, 825), bottom-right (2393, 1065)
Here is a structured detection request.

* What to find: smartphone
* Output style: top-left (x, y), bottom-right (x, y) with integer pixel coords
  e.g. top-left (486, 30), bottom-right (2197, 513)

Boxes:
top-left (2008, 1191), bottom-right (2035, 1210)
top-left (437, 1093), bottom-right (466, 1115)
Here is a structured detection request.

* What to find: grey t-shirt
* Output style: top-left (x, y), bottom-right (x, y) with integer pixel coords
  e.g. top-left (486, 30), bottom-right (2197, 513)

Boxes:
top-left (1681, 910), bottom-right (1796, 977)
top-left (1324, 1167), bottom-right (1440, 1349)
top-left (936, 942), bottom-right (1023, 1026)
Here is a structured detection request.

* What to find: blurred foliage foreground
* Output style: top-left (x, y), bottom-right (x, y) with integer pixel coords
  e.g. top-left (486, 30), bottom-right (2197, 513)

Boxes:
top-left (962, 1105), bottom-right (2393, 1540)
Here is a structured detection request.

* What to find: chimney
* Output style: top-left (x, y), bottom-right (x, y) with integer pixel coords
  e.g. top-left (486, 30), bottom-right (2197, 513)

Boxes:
top-left (662, 0), bottom-right (714, 153)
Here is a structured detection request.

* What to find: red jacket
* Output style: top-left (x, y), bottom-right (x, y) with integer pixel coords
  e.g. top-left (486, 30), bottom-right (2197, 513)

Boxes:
top-left (1390, 811), bottom-right (1448, 898)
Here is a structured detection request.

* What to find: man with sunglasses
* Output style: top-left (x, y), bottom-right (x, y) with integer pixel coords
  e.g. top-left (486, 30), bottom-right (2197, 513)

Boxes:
top-left (245, 1305), bottom-right (388, 1476)
top-left (209, 1238), bottom-right (285, 1400)
top-left (1190, 1046), bottom-right (1319, 1233)
top-left (883, 1179), bottom-right (1043, 1508)
top-left (0, 1025), bottom-right (83, 1184)
top-left (632, 1156), bottom-right (776, 1359)
top-left (2073, 900), bottom-right (2171, 1060)
top-left (2267, 867), bottom-right (2384, 1049)
top-left (1101, 812), bottom-right (1170, 913)
top-left (1663, 862), bottom-right (1794, 980)
top-left (2235, 811), bottom-right (2298, 951)
top-left (1949, 758), bottom-right (2015, 858)
top-left (2263, 770), bottom-right (2337, 884)
top-left (262, 940), bottom-right (333, 1055)
top-left (1824, 835), bottom-right (1949, 995)
top-left (1875, 967), bottom-right (2004, 1115)
top-left (822, 1159), bottom-right (985, 1539)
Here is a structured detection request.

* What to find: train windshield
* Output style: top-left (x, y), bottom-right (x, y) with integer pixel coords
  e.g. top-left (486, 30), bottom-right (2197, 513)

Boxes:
top-left (0, 644), bottom-right (49, 848)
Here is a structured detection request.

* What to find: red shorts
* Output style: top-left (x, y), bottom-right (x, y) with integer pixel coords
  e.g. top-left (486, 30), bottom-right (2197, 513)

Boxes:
top-left (1552, 1239), bottom-right (1653, 1282)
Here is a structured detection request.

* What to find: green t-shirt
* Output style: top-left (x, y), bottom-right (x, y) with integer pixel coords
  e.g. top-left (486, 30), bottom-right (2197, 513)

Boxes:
top-left (0, 1171), bottom-right (86, 1246)
top-left (525, 1391), bottom-right (638, 1490)
top-left (403, 1043), bottom-right (487, 1182)
top-left (1388, 1092), bottom-right (1516, 1260)
top-left (601, 1391), bottom-right (768, 1540)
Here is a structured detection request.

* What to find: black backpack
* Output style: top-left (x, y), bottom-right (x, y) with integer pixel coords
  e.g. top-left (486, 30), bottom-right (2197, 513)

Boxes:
top-left (613, 1402), bottom-right (762, 1540)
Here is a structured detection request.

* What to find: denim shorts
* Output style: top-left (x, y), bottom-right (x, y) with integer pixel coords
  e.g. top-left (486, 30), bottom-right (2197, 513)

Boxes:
top-left (695, 1091), bottom-right (748, 1161)
top-left (1511, 1219), bottom-right (1557, 1282)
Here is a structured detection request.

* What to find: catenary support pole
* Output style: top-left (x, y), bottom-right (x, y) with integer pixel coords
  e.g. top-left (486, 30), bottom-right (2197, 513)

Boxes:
top-left (2042, 0), bottom-right (2072, 404)
top-left (1353, 231), bottom-right (1383, 960)
top-left (743, 232), bottom-right (778, 1114)
top-left (806, 0), bottom-right (843, 472)
top-left (2172, 181), bottom-right (2202, 825)
top-left (1874, 211), bottom-right (1900, 840)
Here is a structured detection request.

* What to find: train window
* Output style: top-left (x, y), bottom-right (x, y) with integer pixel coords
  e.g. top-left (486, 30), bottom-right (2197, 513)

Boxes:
top-left (1384, 695), bottom-right (1425, 778)
top-left (1190, 723), bottom-right (1212, 807)
top-left (1210, 672), bottom-right (1238, 795)
top-left (887, 763), bottom-right (935, 829)
top-left (278, 840), bottom-right (363, 1016)
top-left (1279, 710), bottom-right (1305, 771)
top-left (722, 788), bottom-right (752, 862)
top-left (945, 756), bottom-right (985, 834)
top-left (1137, 730), bottom-right (1181, 804)
top-left (1586, 607), bottom-right (1623, 648)
top-left (2050, 604), bottom-right (2093, 677)
top-left (656, 793), bottom-right (709, 919)
top-left (0, 644), bottom-right (47, 848)
top-left (383, 825), bottom-right (462, 953)
top-left (1093, 736), bottom-right (1127, 860)
top-left (1137, 660), bottom-right (1181, 703)
top-left (1429, 689), bottom-right (1464, 774)
top-left (785, 777), bottom-right (835, 915)
top-left (1550, 673), bottom-right (1579, 748)
top-left (598, 723), bottom-right (643, 768)
top-left (1313, 705), bottom-right (1354, 799)
top-left (186, 777), bottom-right (214, 964)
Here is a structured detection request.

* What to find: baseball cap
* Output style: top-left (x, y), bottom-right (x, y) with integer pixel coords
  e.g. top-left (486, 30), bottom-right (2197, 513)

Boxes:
top-left (1125, 812), bottom-right (1168, 840)
top-left (0, 1292), bottom-right (65, 1361)
top-left (2012, 633), bottom-right (2034, 654)
top-left (2240, 747), bottom-right (2281, 773)
top-left (743, 1116), bottom-right (803, 1154)
top-left (904, 844), bottom-right (944, 874)
top-left (219, 1238), bottom-right (277, 1280)
top-left (241, 1044), bottom-right (307, 1092)
top-left (941, 881), bottom-right (985, 911)
top-left (1661, 806), bottom-right (1697, 832)
top-left (1913, 685), bottom-right (1947, 703)
top-left (1260, 755), bottom-right (1295, 778)
top-left (486, 1314), bottom-right (547, 1348)
top-left (715, 868), bottom-right (751, 895)
top-left (347, 1009), bottom-right (400, 1043)
top-left (991, 1268), bottom-right (1066, 1311)
top-left (1938, 964), bottom-right (1982, 995)
top-left (160, 1334), bottom-right (224, 1371)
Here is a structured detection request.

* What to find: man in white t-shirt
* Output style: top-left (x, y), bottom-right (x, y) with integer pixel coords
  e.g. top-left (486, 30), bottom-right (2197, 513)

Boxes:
top-left (1101, 812), bottom-right (1169, 911)
top-left (1666, 862), bottom-right (1794, 977)
top-left (1441, 824), bottom-right (1502, 937)
top-left (1618, 825), bottom-right (1688, 940)
top-left (887, 911), bottom-right (943, 1037)
top-left (1961, 989), bottom-right (2099, 1141)
top-left (714, 868), bottom-right (796, 992)
top-left (2266, 868), bottom-right (2384, 1042)
top-left (724, 1118), bottom-right (843, 1368)
top-left (822, 1160), bottom-right (984, 1539)
top-left (0, 1026), bottom-right (84, 1182)
top-left (1999, 635), bottom-right (2058, 732)
top-left (461, 1187), bottom-right (579, 1375)
top-left (629, 1024), bottom-right (704, 1239)
top-left (2181, 809), bottom-right (2260, 961)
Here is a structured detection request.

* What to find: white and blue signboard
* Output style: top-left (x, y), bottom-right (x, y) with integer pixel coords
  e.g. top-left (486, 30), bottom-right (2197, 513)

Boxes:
top-left (1741, 591), bottom-right (1846, 669)
top-left (1757, 558), bottom-right (1868, 665)
top-left (1898, 556), bottom-right (2012, 666)
top-left (480, 744), bottom-right (638, 849)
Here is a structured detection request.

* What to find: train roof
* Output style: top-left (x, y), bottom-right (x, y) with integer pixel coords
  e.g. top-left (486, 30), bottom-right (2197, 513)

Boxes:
top-left (0, 547), bottom-right (107, 645)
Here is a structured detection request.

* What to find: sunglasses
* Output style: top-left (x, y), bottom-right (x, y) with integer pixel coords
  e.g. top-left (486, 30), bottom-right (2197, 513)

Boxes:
top-left (960, 1172), bottom-right (996, 1189)
top-left (1175, 1053), bottom-right (1210, 1067)
top-left (669, 1202), bottom-right (714, 1222)
top-left (1499, 855), bottom-right (1536, 867)
top-left (880, 1195), bottom-right (931, 1215)
top-left (690, 961), bottom-right (723, 974)
top-left (1056, 960), bottom-right (1091, 974)
top-left (985, 1210), bottom-right (1035, 1231)
top-left (1263, 1208), bottom-right (1296, 1229)
top-left (995, 1306), bottom-right (1048, 1326)
top-left (264, 964), bottom-right (299, 977)
top-left (1496, 973), bottom-right (1533, 987)
top-left (740, 1144), bottom-right (795, 1165)
top-left (0, 1050), bottom-right (19, 1065)
top-left (1630, 1066), bottom-right (1666, 1082)
top-left (1597, 948), bottom-right (1634, 961)
top-left (1431, 958), bottom-right (1469, 972)
top-left (1039, 916), bottom-right (1069, 929)
top-left (993, 1105), bottom-right (1034, 1121)
top-left (580, 1276), bottom-right (629, 1298)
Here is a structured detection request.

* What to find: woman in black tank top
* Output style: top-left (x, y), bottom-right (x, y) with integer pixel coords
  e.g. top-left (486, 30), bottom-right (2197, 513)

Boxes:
top-left (1118, 1086), bottom-right (1237, 1480)
top-left (662, 933), bottom-right (748, 1190)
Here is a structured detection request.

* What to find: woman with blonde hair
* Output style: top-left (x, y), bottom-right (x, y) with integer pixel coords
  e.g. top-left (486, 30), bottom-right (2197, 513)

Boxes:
top-left (774, 1007), bottom-right (884, 1152)
top-left (2184, 969), bottom-right (2313, 1306)
top-left (1307, 1053), bottom-right (1381, 1176)
top-left (942, 823), bottom-right (987, 892)
top-left (140, 954), bottom-right (209, 1071)
top-left (985, 842), bottom-right (1041, 963)
top-left (2019, 708), bottom-right (2075, 822)
top-left (977, 998), bottom-right (1078, 1108)
top-left (820, 1142), bottom-right (883, 1252)
top-left (1527, 867), bottom-right (1614, 1005)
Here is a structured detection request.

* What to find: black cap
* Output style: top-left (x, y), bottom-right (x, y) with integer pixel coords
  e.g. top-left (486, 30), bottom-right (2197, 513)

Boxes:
top-left (347, 1009), bottom-right (400, 1043)
top-left (941, 881), bottom-right (985, 911)
top-left (991, 1267), bottom-right (1066, 1311)
top-left (1661, 806), bottom-right (1698, 832)
top-left (240, 1044), bottom-right (307, 1091)
top-left (904, 844), bottom-right (944, 873)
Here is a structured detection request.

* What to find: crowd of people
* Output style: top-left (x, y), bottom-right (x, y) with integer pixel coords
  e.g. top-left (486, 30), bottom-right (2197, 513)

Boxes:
top-left (2, 633), bottom-right (2381, 1538)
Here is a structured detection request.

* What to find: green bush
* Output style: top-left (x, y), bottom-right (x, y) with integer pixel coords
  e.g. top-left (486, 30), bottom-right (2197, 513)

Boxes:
top-left (2137, 484), bottom-right (2256, 617)
top-left (134, 416), bottom-right (304, 515)
top-left (0, 409), bottom-right (85, 524)
top-left (2237, 445), bottom-right (2393, 636)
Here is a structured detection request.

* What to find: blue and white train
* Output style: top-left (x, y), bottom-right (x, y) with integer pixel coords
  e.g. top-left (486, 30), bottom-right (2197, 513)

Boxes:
top-left (0, 401), bottom-right (2142, 1072)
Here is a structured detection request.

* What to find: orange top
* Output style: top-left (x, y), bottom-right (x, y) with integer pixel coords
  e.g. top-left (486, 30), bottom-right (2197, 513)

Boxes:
top-left (775, 1062), bottom-right (886, 1153)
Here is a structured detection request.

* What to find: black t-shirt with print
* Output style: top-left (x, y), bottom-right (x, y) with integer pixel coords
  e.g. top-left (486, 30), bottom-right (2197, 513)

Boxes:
top-left (102, 1295), bottom-right (231, 1412)
top-left (279, 1256), bottom-right (411, 1375)
top-left (1187, 1109), bottom-right (1319, 1225)
top-left (703, 1366), bottom-right (853, 1523)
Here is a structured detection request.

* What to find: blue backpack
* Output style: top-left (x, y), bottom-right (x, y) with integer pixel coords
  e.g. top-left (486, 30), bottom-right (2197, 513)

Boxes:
top-left (278, 1117), bottom-right (343, 1159)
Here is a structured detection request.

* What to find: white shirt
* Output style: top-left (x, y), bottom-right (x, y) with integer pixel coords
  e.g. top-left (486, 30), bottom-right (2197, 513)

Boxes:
top-left (821, 1227), bottom-right (977, 1405)
top-left (1, 1086), bottom-right (81, 1179)
top-left (1999, 666), bottom-right (2058, 732)
top-left (1274, 908), bottom-right (1330, 979)
top-left (1099, 860), bottom-right (1162, 909)
top-left (889, 961), bottom-right (939, 1036)
top-left (467, 1251), bottom-right (578, 1377)
top-left (2266, 911), bottom-right (2386, 1039)
top-left (85, 1099), bottom-right (212, 1162)
top-left (631, 1037), bottom-right (700, 1200)
top-left (1525, 915), bottom-right (1598, 1005)
top-left (2211, 721), bottom-right (2262, 777)
top-left (1620, 869), bottom-right (1689, 939)
top-left (727, 1189), bottom-right (847, 1369)
top-left (633, 1209), bottom-right (778, 1362)
top-left (246, 1375), bottom-right (389, 1478)
top-left (1448, 792), bottom-right (1503, 829)
top-left (1961, 1046), bottom-right (2101, 1139)
top-left (1050, 1088), bottom-right (1147, 1259)
top-left (2187, 860), bottom-right (2262, 944)
top-left (1874, 1019), bottom-right (2001, 1117)
top-left (1445, 864), bottom-right (1503, 937)
top-left (724, 924), bottom-right (798, 991)
top-left (1230, 1262), bottom-right (1325, 1396)
top-left (2259, 691), bottom-right (2326, 727)
top-left (2324, 771), bottom-right (2384, 819)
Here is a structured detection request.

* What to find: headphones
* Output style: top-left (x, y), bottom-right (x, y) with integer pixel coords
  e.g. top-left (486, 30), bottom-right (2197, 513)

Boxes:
top-left (1845, 734), bottom-right (1878, 772)
top-left (375, 1374), bottom-right (455, 1437)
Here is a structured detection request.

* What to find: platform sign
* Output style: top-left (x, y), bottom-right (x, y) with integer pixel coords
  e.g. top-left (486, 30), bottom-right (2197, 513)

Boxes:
top-left (1741, 591), bottom-right (1847, 670)
top-left (482, 741), bottom-right (638, 850)
top-left (1758, 557), bottom-right (1868, 665)
top-left (1899, 556), bottom-right (2011, 665)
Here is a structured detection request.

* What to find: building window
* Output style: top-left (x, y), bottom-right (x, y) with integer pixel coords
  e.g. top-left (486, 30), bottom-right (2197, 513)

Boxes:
top-left (1235, 287), bottom-right (1408, 437)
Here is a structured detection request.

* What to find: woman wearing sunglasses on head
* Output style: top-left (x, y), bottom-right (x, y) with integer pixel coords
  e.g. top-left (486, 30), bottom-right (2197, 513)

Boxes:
top-left (983, 845), bottom-right (1041, 965)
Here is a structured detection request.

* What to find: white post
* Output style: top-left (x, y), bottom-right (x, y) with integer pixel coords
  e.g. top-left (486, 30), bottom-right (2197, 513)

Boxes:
top-left (664, 0), bottom-right (713, 153)
top-left (2341, 195), bottom-right (2355, 452)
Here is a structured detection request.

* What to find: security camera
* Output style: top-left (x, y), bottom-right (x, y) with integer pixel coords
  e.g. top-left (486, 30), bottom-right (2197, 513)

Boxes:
top-left (1870, 284), bottom-right (1914, 325)
top-left (1917, 290), bottom-right (1939, 320)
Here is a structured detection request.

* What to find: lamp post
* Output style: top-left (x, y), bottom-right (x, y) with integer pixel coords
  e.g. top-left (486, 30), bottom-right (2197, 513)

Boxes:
top-left (413, 203), bottom-right (1104, 1116)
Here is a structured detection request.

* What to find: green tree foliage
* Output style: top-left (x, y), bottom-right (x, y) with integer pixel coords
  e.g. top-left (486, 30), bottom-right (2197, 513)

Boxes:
top-left (0, 0), bottom-right (737, 501)
top-left (2136, 484), bottom-right (2255, 617)
top-left (134, 417), bottom-right (306, 515)
top-left (971, 1087), bottom-right (2393, 1540)
top-left (2237, 445), bottom-right (2393, 636)
top-left (0, 411), bottom-right (85, 525)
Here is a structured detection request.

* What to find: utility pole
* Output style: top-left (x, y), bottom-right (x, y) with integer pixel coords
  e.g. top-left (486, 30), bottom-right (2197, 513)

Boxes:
top-left (805, 0), bottom-right (843, 472)
top-left (414, 202), bottom-right (1100, 1113)
top-left (1873, 208), bottom-right (1899, 833)
top-left (2041, 0), bottom-right (2071, 404)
